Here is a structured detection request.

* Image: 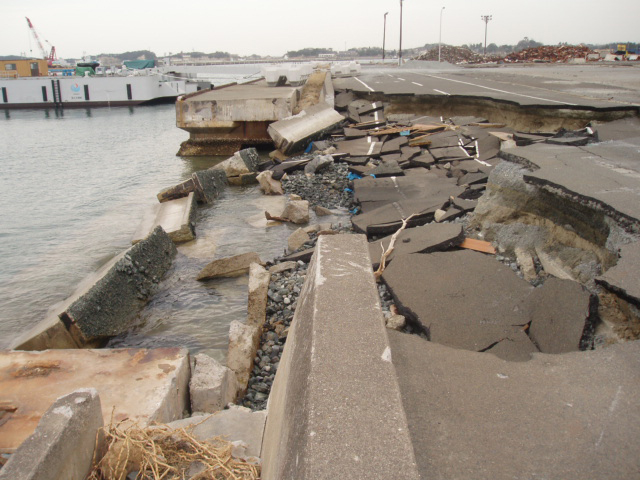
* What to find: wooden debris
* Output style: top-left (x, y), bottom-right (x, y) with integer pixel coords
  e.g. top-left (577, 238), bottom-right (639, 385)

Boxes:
top-left (374, 214), bottom-right (417, 281)
top-left (459, 238), bottom-right (496, 254)
top-left (468, 123), bottom-right (507, 128)
top-left (408, 135), bottom-right (433, 147)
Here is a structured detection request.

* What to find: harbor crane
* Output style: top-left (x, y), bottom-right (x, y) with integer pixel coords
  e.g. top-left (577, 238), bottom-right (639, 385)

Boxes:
top-left (25, 17), bottom-right (57, 66)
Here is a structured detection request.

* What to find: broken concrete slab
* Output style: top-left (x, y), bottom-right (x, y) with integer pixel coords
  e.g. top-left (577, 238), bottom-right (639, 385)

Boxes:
top-left (592, 117), bottom-right (640, 142)
top-left (167, 406), bottom-right (267, 459)
top-left (197, 252), bottom-right (263, 281)
top-left (597, 241), bottom-right (640, 305)
top-left (409, 152), bottom-right (436, 168)
top-left (288, 227), bottom-right (311, 253)
top-left (262, 234), bottom-right (421, 480)
top-left (247, 263), bottom-right (270, 330)
top-left (503, 143), bottom-right (640, 227)
top-left (213, 148), bottom-right (260, 178)
top-left (381, 136), bottom-right (409, 154)
top-left (335, 137), bottom-right (383, 157)
top-left (353, 171), bottom-right (462, 213)
top-left (227, 321), bottom-right (260, 397)
top-left (190, 354), bottom-right (238, 414)
top-left (513, 132), bottom-right (550, 146)
top-left (527, 277), bottom-right (592, 353)
top-left (60, 226), bottom-right (176, 345)
top-left (159, 169), bottom-right (228, 204)
top-left (334, 91), bottom-right (356, 111)
top-left (0, 389), bottom-right (103, 480)
top-left (268, 103), bottom-right (344, 155)
top-left (353, 196), bottom-right (454, 237)
top-left (133, 192), bottom-right (197, 244)
top-left (278, 247), bottom-right (315, 263)
top-left (356, 101), bottom-right (384, 115)
top-left (256, 170), bottom-right (284, 195)
top-left (545, 136), bottom-right (590, 146)
top-left (0, 348), bottom-right (190, 453)
top-left (484, 328), bottom-right (539, 362)
top-left (429, 145), bottom-right (472, 162)
top-left (388, 331), bottom-right (640, 480)
top-left (458, 171), bottom-right (489, 186)
top-left (268, 261), bottom-right (298, 274)
top-left (343, 127), bottom-right (368, 138)
top-left (450, 116), bottom-right (488, 126)
top-left (9, 314), bottom-right (79, 351)
top-left (303, 154), bottom-right (333, 174)
top-left (367, 159), bottom-right (404, 178)
top-left (382, 250), bottom-right (535, 358)
top-left (278, 198), bottom-right (310, 224)
top-left (368, 223), bottom-right (464, 269)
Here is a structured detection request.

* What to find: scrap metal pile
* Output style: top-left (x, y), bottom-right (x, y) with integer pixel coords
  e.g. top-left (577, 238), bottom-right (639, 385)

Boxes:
top-left (413, 45), bottom-right (499, 64)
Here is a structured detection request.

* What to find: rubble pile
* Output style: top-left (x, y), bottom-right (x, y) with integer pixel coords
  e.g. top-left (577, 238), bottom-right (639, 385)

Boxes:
top-left (504, 45), bottom-right (597, 63)
top-left (413, 45), bottom-right (499, 64)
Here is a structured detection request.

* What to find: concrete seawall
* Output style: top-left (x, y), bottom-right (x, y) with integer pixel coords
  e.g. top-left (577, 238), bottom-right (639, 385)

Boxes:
top-left (262, 234), bottom-right (420, 479)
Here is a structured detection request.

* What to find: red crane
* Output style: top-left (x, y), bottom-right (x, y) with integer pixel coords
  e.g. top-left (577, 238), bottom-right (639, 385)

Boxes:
top-left (25, 17), bottom-right (57, 66)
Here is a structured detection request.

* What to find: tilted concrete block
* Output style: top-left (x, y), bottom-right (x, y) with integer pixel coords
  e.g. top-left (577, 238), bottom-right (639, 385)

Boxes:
top-left (133, 192), bottom-right (197, 244)
top-left (0, 389), bottom-right (103, 480)
top-left (190, 354), bottom-right (238, 413)
top-left (247, 263), bottom-right (270, 330)
top-left (60, 226), bottom-right (177, 345)
top-left (268, 102), bottom-right (344, 155)
top-left (227, 320), bottom-right (261, 398)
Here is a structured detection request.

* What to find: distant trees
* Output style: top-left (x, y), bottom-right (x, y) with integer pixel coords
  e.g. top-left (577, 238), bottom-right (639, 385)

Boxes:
top-left (286, 48), bottom-right (334, 58)
top-left (515, 37), bottom-right (543, 51)
top-left (98, 50), bottom-right (157, 61)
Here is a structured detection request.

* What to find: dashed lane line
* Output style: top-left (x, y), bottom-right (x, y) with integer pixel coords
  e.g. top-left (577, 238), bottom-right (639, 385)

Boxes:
top-left (415, 72), bottom-right (577, 106)
top-left (433, 89), bottom-right (450, 96)
top-left (411, 82), bottom-right (423, 87)
top-left (354, 77), bottom-right (375, 92)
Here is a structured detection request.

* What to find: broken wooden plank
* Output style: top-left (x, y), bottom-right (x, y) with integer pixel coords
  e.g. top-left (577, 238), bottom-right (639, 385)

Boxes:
top-left (468, 122), bottom-right (507, 128)
top-left (459, 238), bottom-right (496, 254)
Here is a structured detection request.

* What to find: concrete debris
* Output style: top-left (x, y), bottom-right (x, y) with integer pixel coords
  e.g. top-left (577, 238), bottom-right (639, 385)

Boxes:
top-left (277, 198), bottom-right (310, 224)
top-left (303, 154), bottom-right (334, 174)
top-left (527, 278), bottom-right (593, 354)
top-left (256, 170), bottom-right (284, 195)
top-left (213, 148), bottom-right (260, 179)
top-left (132, 192), bottom-right (197, 244)
top-left (197, 252), bottom-right (263, 281)
top-left (0, 348), bottom-right (190, 453)
top-left (268, 103), bottom-right (344, 155)
top-left (167, 406), bottom-right (267, 460)
top-left (368, 223), bottom-right (464, 269)
top-left (288, 227), bottom-right (311, 253)
top-left (190, 354), bottom-right (238, 414)
top-left (335, 137), bottom-right (384, 157)
top-left (227, 320), bottom-right (261, 397)
top-left (597, 241), bottom-right (640, 305)
top-left (0, 389), bottom-right (103, 480)
top-left (386, 314), bottom-right (406, 331)
top-left (504, 45), bottom-right (597, 63)
top-left (382, 250), bottom-right (538, 361)
top-left (60, 226), bottom-right (177, 345)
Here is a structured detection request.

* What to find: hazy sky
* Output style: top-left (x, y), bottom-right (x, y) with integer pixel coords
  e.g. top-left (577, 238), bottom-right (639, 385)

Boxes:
top-left (3, 0), bottom-right (639, 59)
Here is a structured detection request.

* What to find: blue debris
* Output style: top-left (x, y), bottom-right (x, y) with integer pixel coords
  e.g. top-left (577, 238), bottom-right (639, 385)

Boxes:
top-left (369, 174), bottom-right (377, 178)
top-left (400, 130), bottom-right (411, 136)
top-left (304, 142), bottom-right (314, 153)
top-left (347, 172), bottom-right (362, 181)
top-left (350, 207), bottom-right (360, 214)
top-left (344, 187), bottom-right (354, 193)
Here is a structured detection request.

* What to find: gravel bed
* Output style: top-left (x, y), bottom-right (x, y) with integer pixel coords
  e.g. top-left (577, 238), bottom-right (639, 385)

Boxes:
top-left (282, 162), bottom-right (354, 210)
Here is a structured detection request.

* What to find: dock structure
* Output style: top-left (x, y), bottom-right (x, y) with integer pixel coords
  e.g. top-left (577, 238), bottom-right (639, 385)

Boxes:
top-left (176, 83), bottom-right (299, 156)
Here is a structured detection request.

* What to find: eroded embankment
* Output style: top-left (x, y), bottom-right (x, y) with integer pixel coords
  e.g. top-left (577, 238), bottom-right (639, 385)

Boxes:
top-left (356, 92), bottom-right (638, 132)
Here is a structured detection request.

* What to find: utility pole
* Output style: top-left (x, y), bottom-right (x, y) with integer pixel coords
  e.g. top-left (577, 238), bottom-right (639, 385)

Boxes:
top-left (398, 0), bottom-right (404, 66)
top-left (481, 15), bottom-right (492, 56)
top-left (439, 7), bottom-right (445, 62)
top-left (383, 12), bottom-right (389, 61)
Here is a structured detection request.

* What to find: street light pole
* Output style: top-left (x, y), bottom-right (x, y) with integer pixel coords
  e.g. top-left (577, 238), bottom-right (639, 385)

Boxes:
top-left (481, 15), bottom-right (492, 56)
top-left (383, 12), bottom-right (388, 61)
top-left (398, 0), bottom-right (404, 66)
top-left (438, 7), bottom-right (445, 62)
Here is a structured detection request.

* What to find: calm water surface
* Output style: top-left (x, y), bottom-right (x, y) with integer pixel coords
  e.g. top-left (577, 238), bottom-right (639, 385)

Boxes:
top-left (0, 104), bottom-right (321, 359)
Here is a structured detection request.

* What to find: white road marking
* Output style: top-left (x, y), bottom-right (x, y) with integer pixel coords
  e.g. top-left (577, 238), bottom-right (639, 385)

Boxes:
top-left (397, 77), bottom-right (406, 81)
top-left (417, 72), bottom-right (577, 106)
top-left (367, 142), bottom-right (376, 155)
top-left (411, 81), bottom-right (423, 87)
top-left (354, 77), bottom-right (375, 92)
top-left (387, 74), bottom-right (395, 77)
top-left (434, 89), bottom-right (450, 96)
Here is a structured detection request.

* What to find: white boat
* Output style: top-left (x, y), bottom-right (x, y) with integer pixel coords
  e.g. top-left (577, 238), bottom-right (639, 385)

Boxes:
top-left (0, 71), bottom-right (208, 109)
